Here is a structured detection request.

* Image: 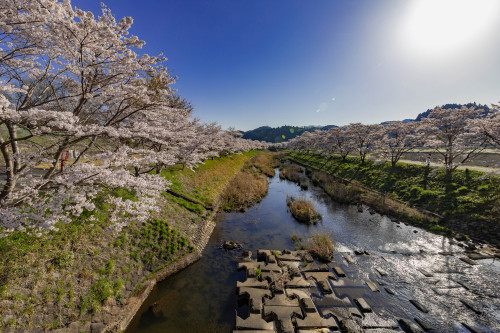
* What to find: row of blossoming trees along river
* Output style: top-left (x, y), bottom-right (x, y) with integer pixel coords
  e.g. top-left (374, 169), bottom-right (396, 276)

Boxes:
top-left (285, 106), bottom-right (500, 177)
top-left (0, 0), bottom-right (269, 236)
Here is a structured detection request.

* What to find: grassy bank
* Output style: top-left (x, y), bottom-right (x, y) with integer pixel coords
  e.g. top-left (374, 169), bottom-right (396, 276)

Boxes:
top-left (289, 151), bottom-right (500, 243)
top-left (0, 151), bottom-right (261, 332)
top-left (161, 151), bottom-right (258, 208)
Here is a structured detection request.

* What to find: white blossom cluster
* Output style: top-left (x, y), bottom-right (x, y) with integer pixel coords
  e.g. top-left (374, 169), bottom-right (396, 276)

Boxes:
top-left (286, 105), bottom-right (499, 175)
top-left (0, 0), bottom-right (269, 235)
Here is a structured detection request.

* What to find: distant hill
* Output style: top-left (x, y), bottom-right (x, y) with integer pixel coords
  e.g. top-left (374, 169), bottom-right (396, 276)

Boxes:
top-left (415, 102), bottom-right (492, 121)
top-left (242, 125), bottom-right (336, 143)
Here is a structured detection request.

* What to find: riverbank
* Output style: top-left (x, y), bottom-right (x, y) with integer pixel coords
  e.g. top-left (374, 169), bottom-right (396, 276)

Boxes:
top-left (0, 151), bottom-right (277, 332)
top-left (288, 152), bottom-right (500, 247)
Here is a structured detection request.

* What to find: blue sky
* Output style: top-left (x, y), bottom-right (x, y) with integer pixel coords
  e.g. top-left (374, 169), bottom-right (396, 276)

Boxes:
top-left (73, 0), bottom-right (500, 131)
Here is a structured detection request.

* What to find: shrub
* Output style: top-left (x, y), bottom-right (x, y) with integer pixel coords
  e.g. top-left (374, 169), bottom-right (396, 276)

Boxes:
top-left (279, 164), bottom-right (301, 183)
top-left (250, 153), bottom-right (279, 177)
top-left (308, 231), bottom-right (334, 262)
top-left (286, 196), bottom-right (321, 224)
top-left (221, 171), bottom-right (268, 210)
top-left (300, 184), bottom-right (308, 190)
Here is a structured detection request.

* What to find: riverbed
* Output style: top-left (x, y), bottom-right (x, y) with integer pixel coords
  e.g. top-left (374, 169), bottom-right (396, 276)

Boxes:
top-left (126, 168), bottom-right (500, 332)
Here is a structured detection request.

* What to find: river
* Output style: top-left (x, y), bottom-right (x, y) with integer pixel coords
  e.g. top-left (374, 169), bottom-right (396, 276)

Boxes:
top-left (126, 167), bottom-right (500, 332)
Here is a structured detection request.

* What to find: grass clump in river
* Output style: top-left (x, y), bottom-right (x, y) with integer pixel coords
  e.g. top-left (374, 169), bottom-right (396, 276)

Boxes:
top-left (279, 164), bottom-right (301, 182)
top-left (287, 196), bottom-right (321, 224)
top-left (307, 231), bottom-right (334, 262)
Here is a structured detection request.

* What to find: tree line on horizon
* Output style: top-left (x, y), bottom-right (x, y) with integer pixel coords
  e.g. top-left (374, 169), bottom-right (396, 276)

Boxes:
top-left (284, 105), bottom-right (500, 179)
top-left (244, 102), bottom-right (493, 143)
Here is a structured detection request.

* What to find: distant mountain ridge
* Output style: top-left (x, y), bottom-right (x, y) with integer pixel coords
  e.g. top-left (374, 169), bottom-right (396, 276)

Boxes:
top-left (414, 102), bottom-right (492, 121)
top-left (242, 125), bottom-right (336, 143)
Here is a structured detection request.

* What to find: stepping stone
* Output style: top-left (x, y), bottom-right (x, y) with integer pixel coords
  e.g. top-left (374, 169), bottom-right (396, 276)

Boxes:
top-left (294, 251), bottom-right (314, 263)
top-left (296, 311), bottom-right (338, 330)
top-left (417, 268), bottom-right (433, 277)
top-left (238, 261), bottom-right (261, 271)
top-left (239, 287), bottom-right (272, 313)
top-left (354, 298), bottom-right (372, 313)
top-left (286, 276), bottom-right (315, 288)
top-left (313, 293), bottom-right (353, 308)
top-left (300, 298), bottom-right (316, 313)
top-left (460, 299), bottom-right (482, 314)
top-left (366, 281), bottom-right (380, 292)
top-left (438, 251), bottom-right (454, 256)
top-left (414, 317), bottom-right (433, 331)
top-left (381, 256), bottom-right (390, 262)
top-left (409, 300), bottom-right (428, 313)
top-left (385, 287), bottom-right (395, 295)
top-left (344, 255), bottom-right (355, 263)
top-left (263, 305), bottom-right (302, 333)
top-left (261, 263), bottom-right (282, 273)
top-left (264, 294), bottom-right (299, 307)
top-left (361, 313), bottom-right (398, 329)
top-left (322, 307), bottom-right (362, 322)
top-left (235, 313), bottom-right (274, 331)
top-left (261, 271), bottom-right (281, 283)
top-left (377, 279), bottom-right (387, 286)
top-left (398, 318), bottom-right (423, 333)
top-left (285, 288), bottom-right (310, 301)
top-left (237, 278), bottom-right (268, 291)
top-left (354, 249), bottom-right (365, 255)
top-left (267, 254), bottom-right (277, 264)
top-left (332, 266), bottom-right (346, 277)
top-left (277, 253), bottom-right (301, 261)
top-left (304, 272), bottom-right (336, 294)
top-left (300, 262), bottom-right (329, 272)
top-left (247, 267), bottom-right (258, 278)
top-left (257, 249), bottom-right (273, 258)
top-left (375, 268), bottom-right (388, 276)
top-left (459, 257), bottom-right (478, 265)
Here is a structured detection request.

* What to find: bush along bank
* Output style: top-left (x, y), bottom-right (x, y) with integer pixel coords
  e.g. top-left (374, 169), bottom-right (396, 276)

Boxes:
top-left (289, 151), bottom-right (500, 246)
top-left (0, 151), bottom-right (262, 332)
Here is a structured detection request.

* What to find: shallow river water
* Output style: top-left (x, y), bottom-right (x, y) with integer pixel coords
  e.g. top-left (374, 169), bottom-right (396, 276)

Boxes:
top-left (127, 168), bottom-right (500, 333)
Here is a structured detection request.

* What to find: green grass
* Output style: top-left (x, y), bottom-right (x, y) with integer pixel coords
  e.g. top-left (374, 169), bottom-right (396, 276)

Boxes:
top-left (290, 151), bottom-right (500, 225)
top-left (163, 193), bottom-right (206, 216)
top-left (160, 151), bottom-right (258, 206)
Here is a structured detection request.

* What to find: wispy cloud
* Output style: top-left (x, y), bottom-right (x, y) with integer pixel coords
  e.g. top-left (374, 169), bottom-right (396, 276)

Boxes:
top-left (331, 97), bottom-right (336, 101)
top-left (315, 109), bottom-right (321, 113)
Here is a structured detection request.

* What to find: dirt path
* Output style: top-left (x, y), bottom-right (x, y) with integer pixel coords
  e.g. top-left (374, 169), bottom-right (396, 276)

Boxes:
top-left (397, 159), bottom-right (500, 173)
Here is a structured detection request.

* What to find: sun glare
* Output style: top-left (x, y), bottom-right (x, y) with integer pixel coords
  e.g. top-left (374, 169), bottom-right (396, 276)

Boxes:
top-left (400, 0), bottom-right (499, 56)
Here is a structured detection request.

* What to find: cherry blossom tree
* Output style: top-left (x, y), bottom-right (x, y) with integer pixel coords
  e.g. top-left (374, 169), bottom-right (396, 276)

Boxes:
top-left (418, 106), bottom-right (487, 179)
top-left (0, 1), bottom-right (262, 235)
top-left (346, 123), bottom-right (383, 164)
top-left (474, 108), bottom-right (500, 150)
top-left (380, 121), bottom-right (421, 166)
top-left (324, 126), bottom-right (354, 161)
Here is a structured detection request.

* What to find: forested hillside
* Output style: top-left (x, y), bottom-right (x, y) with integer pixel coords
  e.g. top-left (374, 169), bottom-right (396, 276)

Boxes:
top-left (242, 125), bottom-right (336, 143)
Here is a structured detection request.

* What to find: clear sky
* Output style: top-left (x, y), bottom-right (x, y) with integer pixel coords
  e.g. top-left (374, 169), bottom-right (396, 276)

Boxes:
top-left (72, 0), bottom-right (500, 131)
